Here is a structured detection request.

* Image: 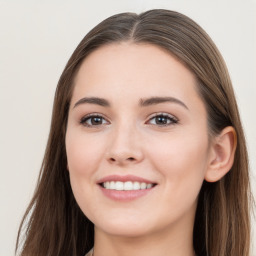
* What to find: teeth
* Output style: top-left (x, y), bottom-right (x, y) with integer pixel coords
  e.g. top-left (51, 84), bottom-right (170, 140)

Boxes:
top-left (146, 183), bottom-right (153, 189)
top-left (102, 181), bottom-right (154, 190)
top-left (115, 181), bottom-right (124, 191)
top-left (141, 182), bottom-right (147, 189)
top-left (124, 181), bottom-right (133, 190)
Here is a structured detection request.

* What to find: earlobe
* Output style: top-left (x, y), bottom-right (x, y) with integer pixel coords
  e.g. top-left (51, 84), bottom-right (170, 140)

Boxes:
top-left (205, 126), bottom-right (237, 182)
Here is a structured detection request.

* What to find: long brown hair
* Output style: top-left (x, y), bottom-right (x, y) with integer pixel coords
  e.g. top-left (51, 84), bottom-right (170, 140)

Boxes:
top-left (16, 9), bottom-right (252, 256)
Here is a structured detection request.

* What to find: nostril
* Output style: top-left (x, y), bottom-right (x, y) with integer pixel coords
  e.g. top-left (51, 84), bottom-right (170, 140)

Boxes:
top-left (109, 157), bottom-right (135, 163)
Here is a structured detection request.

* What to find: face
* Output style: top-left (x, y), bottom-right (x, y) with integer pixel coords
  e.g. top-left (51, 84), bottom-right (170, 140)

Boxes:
top-left (66, 43), bottom-right (212, 238)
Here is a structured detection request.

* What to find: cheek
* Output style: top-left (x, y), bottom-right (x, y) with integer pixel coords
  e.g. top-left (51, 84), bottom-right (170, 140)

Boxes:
top-left (65, 129), bottom-right (107, 217)
top-left (66, 130), bottom-right (105, 177)
top-left (151, 131), bottom-right (208, 165)
top-left (148, 132), bottom-right (209, 201)
top-left (65, 129), bottom-right (104, 193)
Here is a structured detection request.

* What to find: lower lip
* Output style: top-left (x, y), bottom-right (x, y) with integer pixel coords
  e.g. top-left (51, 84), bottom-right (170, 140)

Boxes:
top-left (98, 185), bottom-right (156, 201)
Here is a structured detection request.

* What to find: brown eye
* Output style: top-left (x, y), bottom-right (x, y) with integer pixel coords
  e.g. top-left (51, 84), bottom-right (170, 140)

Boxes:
top-left (90, 116), bottom-right (103, 125)
top-left (148, 114), bottom-right (178, 126)
top-left (80, 115), bottom-right (109, 127)
top-left (155, 116), bottom-right (169, 125)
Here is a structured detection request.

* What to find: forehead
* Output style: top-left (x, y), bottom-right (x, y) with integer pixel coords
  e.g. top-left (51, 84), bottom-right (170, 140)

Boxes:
top-left (72, 42), bottom-right (202, 109)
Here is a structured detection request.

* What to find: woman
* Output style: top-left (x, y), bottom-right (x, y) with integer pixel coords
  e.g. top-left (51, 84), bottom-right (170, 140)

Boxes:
top-left (16, 9), bottom-right (252, 256)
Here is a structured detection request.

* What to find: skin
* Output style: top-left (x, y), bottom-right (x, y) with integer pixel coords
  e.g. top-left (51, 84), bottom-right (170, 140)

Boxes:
top-left (65, 42), bottom-right (235, 256)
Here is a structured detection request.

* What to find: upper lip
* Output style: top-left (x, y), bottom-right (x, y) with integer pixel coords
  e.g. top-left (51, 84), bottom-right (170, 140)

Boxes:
top-left (97, 175), bottom-right (157, 184)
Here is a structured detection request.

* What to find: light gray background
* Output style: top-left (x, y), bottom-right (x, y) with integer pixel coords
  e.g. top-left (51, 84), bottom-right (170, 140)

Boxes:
top-left (0, 0), bottom-right (255, 255)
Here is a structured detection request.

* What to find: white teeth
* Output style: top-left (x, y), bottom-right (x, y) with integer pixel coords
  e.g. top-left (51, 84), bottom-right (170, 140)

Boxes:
top-left (133, 181), bottom-right (140, 190)
top-left (124, 181), bottom-right (133, 190)
top-left (105, 181), bottom-right (110, 189)
top-left (115, 181), bottom-right (124, 191)
top-left (110, 181), bottom-right (115, 189)
top-left (102, 181), bottom-right (155, 190)
top-left (146, 183), bottom-right (153, 189)
top-left (141, 182), bottom-right (147, 189)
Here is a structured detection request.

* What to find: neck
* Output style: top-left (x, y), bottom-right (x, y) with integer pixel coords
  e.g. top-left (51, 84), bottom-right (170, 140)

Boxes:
top-left (93, 220), bottom-right (195, 256)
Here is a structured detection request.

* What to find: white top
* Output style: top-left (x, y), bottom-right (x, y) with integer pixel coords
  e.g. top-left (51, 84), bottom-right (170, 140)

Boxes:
top-left (85, 248), bottom-right (93, 256)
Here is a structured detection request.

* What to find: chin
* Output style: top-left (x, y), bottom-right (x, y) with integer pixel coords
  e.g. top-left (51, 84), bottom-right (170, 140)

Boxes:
top-left (93, 212), bottom-right (169, 239)
top-left (96, 222), bottom-right (153, 238)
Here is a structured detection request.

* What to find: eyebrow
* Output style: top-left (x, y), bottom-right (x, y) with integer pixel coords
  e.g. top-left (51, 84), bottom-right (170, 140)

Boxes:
top-left (73, 96), bottom-right (188, 110)
top-left (73, 97), bottom-right (110, 108)
top-left (139, 96), bottom-right (188, 109)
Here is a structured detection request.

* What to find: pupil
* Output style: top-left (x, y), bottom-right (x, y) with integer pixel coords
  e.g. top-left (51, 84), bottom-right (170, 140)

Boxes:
top-left (156, 116), bottom-right (167, 124)
top-left (92, 117), bottom-right (102, 125)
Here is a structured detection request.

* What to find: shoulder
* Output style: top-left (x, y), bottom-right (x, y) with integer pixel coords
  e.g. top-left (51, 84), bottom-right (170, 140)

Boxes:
top-left (85, 248), bottom-right (93, 256)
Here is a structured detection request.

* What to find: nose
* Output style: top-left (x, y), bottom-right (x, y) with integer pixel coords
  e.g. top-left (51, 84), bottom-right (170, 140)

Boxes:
top-left (106, 123), bottom-right (144, 166)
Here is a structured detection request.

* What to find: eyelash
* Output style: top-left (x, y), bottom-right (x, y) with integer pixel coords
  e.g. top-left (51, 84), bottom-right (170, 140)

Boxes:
top-left (80, 113), bottom-right (109, 128)
top-left (79, 113), bottom-right (178, 128)
top-left (146, 113), bottom-right (178, 126)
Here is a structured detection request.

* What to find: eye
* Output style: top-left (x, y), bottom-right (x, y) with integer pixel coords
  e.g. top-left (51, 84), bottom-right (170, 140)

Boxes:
top-left (147, 113), bottom-right (178, 126)
top-left (80, 114), bottom-right (109, 127)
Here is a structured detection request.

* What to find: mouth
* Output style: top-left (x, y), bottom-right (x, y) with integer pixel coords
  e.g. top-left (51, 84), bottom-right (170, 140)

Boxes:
top-left (97, 175), bottom-right (157, 201)
top-left (99, 181), bottom-right (157, 191)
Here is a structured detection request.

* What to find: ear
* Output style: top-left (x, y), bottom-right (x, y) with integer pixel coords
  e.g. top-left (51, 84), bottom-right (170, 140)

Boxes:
top-left (205, 126), bottom-right (237, 182)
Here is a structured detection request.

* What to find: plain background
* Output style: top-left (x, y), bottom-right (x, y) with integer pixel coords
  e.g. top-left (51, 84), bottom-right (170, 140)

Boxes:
top-left (0, 0), bottom-right (255, 255)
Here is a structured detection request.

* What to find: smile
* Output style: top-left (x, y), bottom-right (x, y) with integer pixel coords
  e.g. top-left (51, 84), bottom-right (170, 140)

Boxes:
top-left (101, 181), bottom-right (155, 190)
top-left (97, 175), bottom-right (157, 201)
